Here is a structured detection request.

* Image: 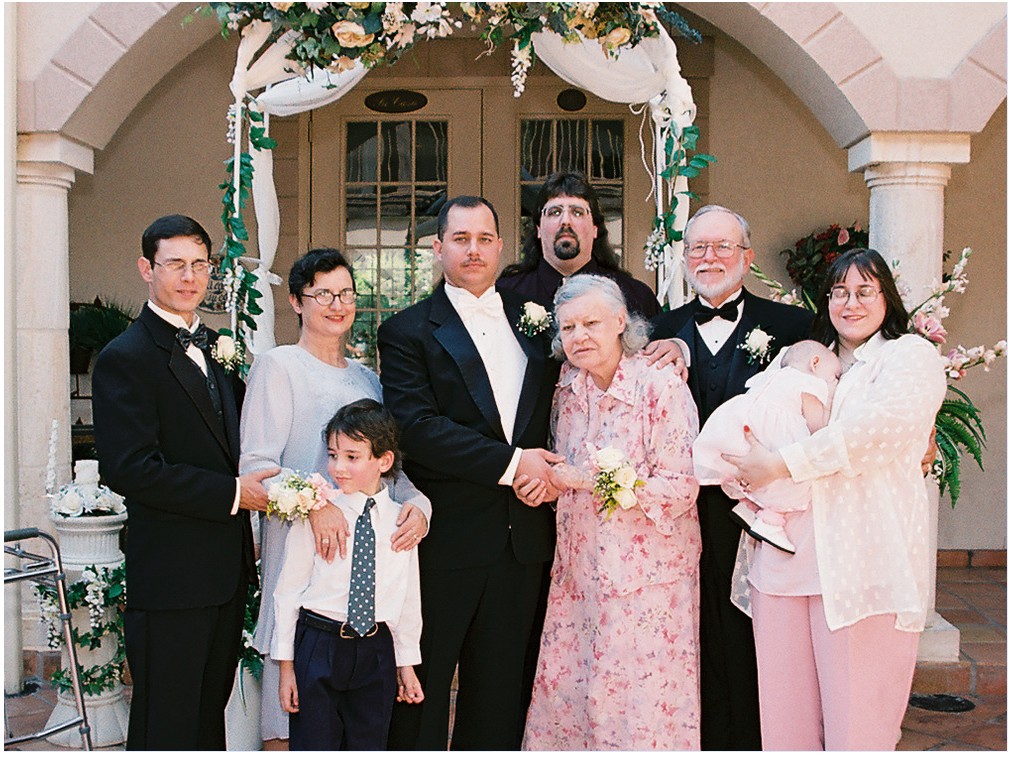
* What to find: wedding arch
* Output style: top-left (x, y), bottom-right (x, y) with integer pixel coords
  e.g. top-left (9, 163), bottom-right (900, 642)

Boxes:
top-left (208, 2), bottom-right (712, 368)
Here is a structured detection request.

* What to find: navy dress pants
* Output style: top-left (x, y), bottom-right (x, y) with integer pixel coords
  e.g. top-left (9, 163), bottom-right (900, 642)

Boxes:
top-left (290, 618), bottom-right (397, 751)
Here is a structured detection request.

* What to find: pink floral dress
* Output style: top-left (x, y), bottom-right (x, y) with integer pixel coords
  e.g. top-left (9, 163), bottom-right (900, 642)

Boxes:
top-left (522, 354), bottom-right (702, 750)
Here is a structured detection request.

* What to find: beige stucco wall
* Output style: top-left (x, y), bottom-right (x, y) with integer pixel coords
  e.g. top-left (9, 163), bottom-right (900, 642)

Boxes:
top-left (65, 20), bottom-right (1006, 549)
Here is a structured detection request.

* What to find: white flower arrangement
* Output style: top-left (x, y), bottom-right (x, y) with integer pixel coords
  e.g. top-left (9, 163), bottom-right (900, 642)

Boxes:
top-left (211, 332), bottom-right (246, 372)
top-left (592, 446), bottom-right (645, 520)
top-left (50, 477), bottom-right (125, 519)
top-left (517, 301), bottom-right (552, 337)
top-left (739, 326), bottom-right (774, 366)
top-left (266, 471), bottom-right (338, 523)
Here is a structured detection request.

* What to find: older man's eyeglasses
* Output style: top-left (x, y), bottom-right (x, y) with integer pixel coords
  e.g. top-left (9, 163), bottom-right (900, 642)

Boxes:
top-left (154, 259), bottom-right (212, 275)
top-left (303, 288), bottom-right (358, 306)
top-left (827, 286), bottom-right (881, 304)
top-left (684, 241), bottom-right (747, 259)
top-left (542, 204), bottom-right (591, 220)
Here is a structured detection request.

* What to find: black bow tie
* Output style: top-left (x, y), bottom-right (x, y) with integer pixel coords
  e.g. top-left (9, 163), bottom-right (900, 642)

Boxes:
top-left (176, 325), bottom-right (209, 351)
top-left (694, 295), bottom-right (742, 325)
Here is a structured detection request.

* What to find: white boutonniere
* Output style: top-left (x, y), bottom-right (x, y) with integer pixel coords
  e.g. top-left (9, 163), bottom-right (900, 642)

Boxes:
top-left (211, 332), bottom-right (245, 372)
top-left (517, 301), bottom-right (552, 337)
top-left (740, 326), bottom-right (774, 365)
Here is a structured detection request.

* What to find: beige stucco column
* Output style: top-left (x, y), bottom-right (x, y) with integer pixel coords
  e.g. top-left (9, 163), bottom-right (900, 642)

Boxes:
top-left (13, 132), bottom-right (94, 652)
top-left (848, 132), bottom-right (971, 663)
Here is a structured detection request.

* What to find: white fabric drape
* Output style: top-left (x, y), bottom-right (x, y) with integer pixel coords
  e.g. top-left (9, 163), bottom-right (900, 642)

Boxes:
top-left (532, 22), bottom-right (696, 307)
top-left (228, 21), bottom-right (368, 353)
top-left (228, 19), bottom-right (698, 351)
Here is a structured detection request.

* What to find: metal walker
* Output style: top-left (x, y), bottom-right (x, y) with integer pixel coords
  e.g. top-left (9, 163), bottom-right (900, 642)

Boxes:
top-left (5, 528), bottom-right (94, 750)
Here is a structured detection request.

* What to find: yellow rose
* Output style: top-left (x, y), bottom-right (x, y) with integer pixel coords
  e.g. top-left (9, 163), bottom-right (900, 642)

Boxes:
top-left (348, 1), bottom-right (370, 8)
top-left (328, 55), bottom-right (360, 72)
top-left (332, 20), bottom-right (374, 48)
top-left (601, 27), bottom-right (632, 51)
top-left (270, 2), bottom-right (294, 11)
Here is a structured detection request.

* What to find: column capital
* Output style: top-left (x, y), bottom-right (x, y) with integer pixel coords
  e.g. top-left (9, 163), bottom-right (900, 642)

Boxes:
top-left (863, 162), bottom-right (953, 191)
top-left (847, 132), bottom-right (971, 173)
top-left (16, 132), bottom-right (94, 187)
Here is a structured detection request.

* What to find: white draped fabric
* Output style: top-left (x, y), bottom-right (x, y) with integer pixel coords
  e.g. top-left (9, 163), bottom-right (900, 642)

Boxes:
top-left (228, 20), bottom-right (698, 350)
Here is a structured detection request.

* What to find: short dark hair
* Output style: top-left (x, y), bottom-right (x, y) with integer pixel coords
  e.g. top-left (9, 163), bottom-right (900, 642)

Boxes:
top-left (436, 195), bottom-right (500, 241)
top-left (141, 215), bottom-right (211, 264)
top-left (288, 248), bottom-right (354, 299)
top-left (503, 171), bottom-right (624, 278)
top-left (811, 248), bottom-right (910, 347)
top-left (322, 398), bottom-right (401, 479)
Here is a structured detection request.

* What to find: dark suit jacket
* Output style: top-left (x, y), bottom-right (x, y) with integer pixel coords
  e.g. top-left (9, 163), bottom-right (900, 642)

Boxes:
top-left (92, 305), bottom-right (256, 611)
top-left (651, 289), bottom-right (814, 576)
top-left (377, 287), bottom-right (559, 572)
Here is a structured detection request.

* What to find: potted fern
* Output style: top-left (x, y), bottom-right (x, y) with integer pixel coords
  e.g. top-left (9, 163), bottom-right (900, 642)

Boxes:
top-left (69, 299), bottom-right (136, 373)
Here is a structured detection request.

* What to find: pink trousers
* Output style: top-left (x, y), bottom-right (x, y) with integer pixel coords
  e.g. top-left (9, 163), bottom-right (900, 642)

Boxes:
top-left (750, 588), bottom-right (920, 750)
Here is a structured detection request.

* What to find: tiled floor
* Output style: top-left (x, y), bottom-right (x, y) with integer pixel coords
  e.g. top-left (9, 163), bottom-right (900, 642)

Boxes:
top-left (5, 566), bottom-right (1006, 751)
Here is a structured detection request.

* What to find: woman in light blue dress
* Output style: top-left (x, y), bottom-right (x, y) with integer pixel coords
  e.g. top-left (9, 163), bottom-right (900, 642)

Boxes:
top-left (240, 248), bottom-right (430, 749)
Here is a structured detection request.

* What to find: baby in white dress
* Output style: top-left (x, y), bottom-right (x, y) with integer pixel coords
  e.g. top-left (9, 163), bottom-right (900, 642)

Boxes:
top-left (692, 340), bottom-right (842, 553)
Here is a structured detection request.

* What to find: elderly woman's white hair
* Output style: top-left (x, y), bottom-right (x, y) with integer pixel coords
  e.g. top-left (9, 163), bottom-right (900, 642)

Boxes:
top-left (551, 274), bottom-right (650, 360)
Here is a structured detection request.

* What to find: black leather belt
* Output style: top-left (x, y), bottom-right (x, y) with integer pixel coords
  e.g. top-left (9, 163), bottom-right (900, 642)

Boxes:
top-left (298, 607), bottom-right (378, 639)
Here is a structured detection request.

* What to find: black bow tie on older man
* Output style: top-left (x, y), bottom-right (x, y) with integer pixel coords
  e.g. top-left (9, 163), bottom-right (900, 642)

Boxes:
top-left (694, 294), bottom-right (743, 325)
top-left (176, 325), bottom-right (210, 351)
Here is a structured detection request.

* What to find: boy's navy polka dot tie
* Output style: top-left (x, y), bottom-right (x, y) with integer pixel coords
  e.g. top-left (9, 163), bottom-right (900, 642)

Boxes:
top-left (347, 497), bottom-right (376, 636)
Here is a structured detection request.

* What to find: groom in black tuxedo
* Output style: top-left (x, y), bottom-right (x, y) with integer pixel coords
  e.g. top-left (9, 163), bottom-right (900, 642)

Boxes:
top-left (651, 205), bottom-right (813, 750)
top-left (92, 214), bottom-right (276, 750)
top-left (379, 196), bottom-right (562, 750)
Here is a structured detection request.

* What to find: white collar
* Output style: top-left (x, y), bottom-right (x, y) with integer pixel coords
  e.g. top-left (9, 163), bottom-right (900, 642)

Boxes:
top-left (444, 283), bottom-right (498, 306)
top-left (148, 301), bottom-right (200, 332)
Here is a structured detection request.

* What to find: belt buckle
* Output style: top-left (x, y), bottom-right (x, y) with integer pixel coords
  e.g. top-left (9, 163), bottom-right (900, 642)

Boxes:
top-left (340, 622), bottom-right (377, 639)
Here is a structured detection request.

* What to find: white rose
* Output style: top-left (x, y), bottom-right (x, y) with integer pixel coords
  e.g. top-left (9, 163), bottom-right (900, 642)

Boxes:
top-left (93, 490), bottom-right (116, 511)
top-left (612, 465), bottom-right (637, 489)
top-left (594, 447), bottom-right (625, 472)
top-left (747, 328), bottom-right (771, 353)
top-left (215, 335), bottom-right (236, 360)
top-left (296, 487), bottom-right (316, 511)
top-left (523, 302), bottom-right (548, 324)
top-left (995, 340), bottom-right (1007, 354)
top-left (59, 490), bottom-right (85, 516)
top-left (612, 487), bottom-right (638, 510)
top-left (276, 489), bottom-right (300, 515)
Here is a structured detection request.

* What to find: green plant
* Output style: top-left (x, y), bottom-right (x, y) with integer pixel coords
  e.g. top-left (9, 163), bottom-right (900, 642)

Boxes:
top-left (778, 222), bottom-right (869, 306)
top-left (238, 565), bottom-right (263, 681)
top-left (934, 385), bottom-right (985, 507)
top-left (69, 299), bottom-right (136, 353)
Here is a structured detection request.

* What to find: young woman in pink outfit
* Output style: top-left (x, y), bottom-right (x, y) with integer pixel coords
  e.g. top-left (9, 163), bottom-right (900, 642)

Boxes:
top-left (724, 248), bottom-right (946, 750)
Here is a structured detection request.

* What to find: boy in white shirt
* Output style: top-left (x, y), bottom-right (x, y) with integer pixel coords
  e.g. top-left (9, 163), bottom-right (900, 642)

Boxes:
top-left (272, 398), bottom-right (424, 750)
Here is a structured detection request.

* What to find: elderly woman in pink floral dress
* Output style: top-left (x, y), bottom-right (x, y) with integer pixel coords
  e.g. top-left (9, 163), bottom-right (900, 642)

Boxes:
top-left (519, 275), bottom-right (702, 750)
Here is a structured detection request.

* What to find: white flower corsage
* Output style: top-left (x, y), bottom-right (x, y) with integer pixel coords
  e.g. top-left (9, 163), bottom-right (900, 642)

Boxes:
top-left (591, 446), bottom-right (645, 520)
top-left (211, 332), bottom-right (245, 372)
top-left (740, 326), bottom-right (774, 366)
top-left (517, 301), bottom-right (552, 337)
top-left (266, 472), bottom-right (338, 523)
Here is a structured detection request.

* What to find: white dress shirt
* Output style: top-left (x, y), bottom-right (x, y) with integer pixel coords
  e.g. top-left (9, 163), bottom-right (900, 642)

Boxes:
top-left (148, 301), bottom-right (241, 515)
top-left (271, 486), bottom-right (422, 666)
top-left (444, 283), bottom-right (528, 484)
top-left (696, 287), bottom-right (744, 355)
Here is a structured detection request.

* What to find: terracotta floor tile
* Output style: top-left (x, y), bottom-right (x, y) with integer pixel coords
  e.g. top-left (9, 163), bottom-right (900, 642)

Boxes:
top-left (934, 742), bottom-right (993, 751)
top-left (939, 608), bottom-right (986, 625)
top-left (957, 624), bottom-right (1007, 643)
top-left (955, 723), bottom-right (1007, 750)
top-left (960, 642), bottom-right (1006, 664)
top-left (897, 729), bottom-right (945, 750)
top-left (938, 567), bottom-right (993, 583)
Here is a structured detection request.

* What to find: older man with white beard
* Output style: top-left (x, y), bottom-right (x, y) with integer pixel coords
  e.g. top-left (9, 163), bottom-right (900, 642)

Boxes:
top-left (650, 205), bottom-right (813, 751)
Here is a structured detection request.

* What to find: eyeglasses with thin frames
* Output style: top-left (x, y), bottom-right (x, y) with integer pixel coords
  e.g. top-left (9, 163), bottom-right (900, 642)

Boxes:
top-left (302, 288), bottom-right (358, 306)
top-left (541, 205), bottom-right (591, 220)
top-left (154, 259), bottom-right (212, 275)
top-left (828, 286), bottom-right (881, 305)
top-left (684, 241), bottom-right (748, 259)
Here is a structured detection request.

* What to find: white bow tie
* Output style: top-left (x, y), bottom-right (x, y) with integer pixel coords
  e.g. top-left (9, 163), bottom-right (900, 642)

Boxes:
top-left (454, 291), bottom-right (505, 321)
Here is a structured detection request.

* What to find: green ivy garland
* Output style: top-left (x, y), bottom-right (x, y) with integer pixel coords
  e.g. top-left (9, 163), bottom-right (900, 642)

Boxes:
top-left (36, 564), bottom-right (127, 696)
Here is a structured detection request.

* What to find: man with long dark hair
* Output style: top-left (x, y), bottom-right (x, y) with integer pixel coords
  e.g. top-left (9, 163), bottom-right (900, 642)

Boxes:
top-left (498, 171), bottom-right (661, 319)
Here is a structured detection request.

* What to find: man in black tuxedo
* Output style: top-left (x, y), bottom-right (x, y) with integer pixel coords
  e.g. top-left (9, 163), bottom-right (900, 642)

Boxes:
top-left (650, 205), bottom-right (813, 750)
top-left (92, 214), bottom-right (277, 750)
top-left (379, 196), bottom-right (563, 750)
